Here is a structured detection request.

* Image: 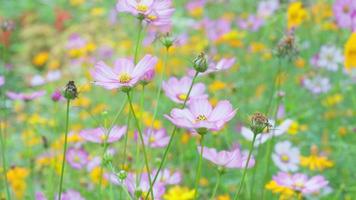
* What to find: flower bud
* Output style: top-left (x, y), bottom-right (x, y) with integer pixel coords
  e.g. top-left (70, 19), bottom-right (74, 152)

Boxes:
top-left (193, 52), bottom-right (208, 73)
top-left (250, 112), bottom-right (270, 135)
top-left (276, 29), bottom-right (299, 61)
top-left (134, 189), bottom-right (142, 198)
top-left (102, 153), bottom-right (113, 167)
top-left (160, 33), bottom-right (174, 50)
top-left (140, 68), bottom-right (155, 85)
top-left (117, 170), bottom-right (128, 181)
top-left (63, 81), bottom-right (78, 100)
top-left (51, 90), bottom-right (63, 102)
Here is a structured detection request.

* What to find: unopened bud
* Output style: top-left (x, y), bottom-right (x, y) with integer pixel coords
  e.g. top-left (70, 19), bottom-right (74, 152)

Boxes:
top-left (160, 33), bottom-right (174, 50)
top-left (250, 112), bottom-right (270, 135)
top-left (63, 81), bottom-right (78, 100)
top-left (193, 52), bottom-right (208, 73)
top-left (117, 170), bottom-right (128, 181)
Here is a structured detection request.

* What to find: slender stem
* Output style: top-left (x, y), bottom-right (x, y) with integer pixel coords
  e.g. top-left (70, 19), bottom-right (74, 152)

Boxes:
top-left (234, 134), bottom-right (257, 200)
top-left (144, 71), bottom-right (200, 200)
top-left (122, 110), bottom-right (131, 169)
top-left (98, 100), bottom-right (127, 197)
top-left (57, 99), bottom-right (71, 200)
top-left (136, 85), bottom-right (145, 186)
top-left (150, 47), bottom-right (169, 128)
top-left (134, 20), bottom-right (144, 64)
top-left (0, 40), bottom-right (11, 200)
top-left (210, 171), bottom-right (222, 200)
top-left (193, 135), bottom-right (205, 200)
top-left (0, 116), bottom-right (11, 200)
top-left (126, 91), bottom-right (154, 200)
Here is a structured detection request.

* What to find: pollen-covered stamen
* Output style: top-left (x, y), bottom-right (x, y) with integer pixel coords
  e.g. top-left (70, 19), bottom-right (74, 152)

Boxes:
top-left (118, 73), bottom-right (132, 83)
top-left (136, 4), bottom-right (148, 12)
top-left (147, 14), bottom-right (157, 21)
top-left (177, 93), bottom-right (188, 101)
top-left (196, 115), bottom-right (207, 122)
top-left (280, 154), bottom-right (290, 163)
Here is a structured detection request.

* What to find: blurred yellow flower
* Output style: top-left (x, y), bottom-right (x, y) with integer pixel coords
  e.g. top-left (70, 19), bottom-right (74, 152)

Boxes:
top-left (294, 57), bottom-right (305, 68)
top-left (288, 121), bottom-right (307, 135)
top-left (209, 80), bottom-right (227, 92)
top-left (217, 194), bottom-right (231, 200)
top-left (91, 7), bottom-right (105, 16)
top-left (70, 0), bottom-right (85, 6)
top-left (300, 145), bottom-right (334, 171)
top-left (265, 180), bottom-right (295, 199)
top-left (163, 186), bottom-right (195, 200)
top-left (287, 2), bottom-right (308, 29)
top-left (32, 51), bottom-right (49, 67)
top-left (344, 33), bottom-right (356, 72)
top-left (322, 94), bottom-right (343, 107)
top-left (7, 167), bottom-right (29, 199)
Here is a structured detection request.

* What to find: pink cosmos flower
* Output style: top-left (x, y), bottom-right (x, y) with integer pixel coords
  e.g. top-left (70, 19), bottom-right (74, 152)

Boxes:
top-left (66, 147), bottom-right (89, 170)
top-left (79, 126), bottom-right (127, 143)
top-left (51, 90), bottom-right (63, 102)
top-left (57, 189), bottom-right (85, 200)
top-left (203, 18), bottom-right (231, 42)
top-left (152, 168), bottom-right (181, 185)
top-left (110, 172), bottom-right (165, 199)
top-left (35, 191), bottom-right (47, 200)
top-left (141, 128), bottom-right (170, 148)
top-left (116, 0), bottom-right (175, 29)
top-left (273, 172), bottom-right (329, 195)
top-left (240, 119), bottom-right (293, 147)
top-left (333, 0), bottom-right (356, 30)
top-left (206, 57), bottom-right (236, 74)
top-left (91, 55), bottom-right (158, 90)
top-left (237, 15), bottom-right (264, 32)
top-left (6, 90), bottom-right (46, 101)
top-left (165, 98), bottom-right (237, 133)
top-left (162, 76), bottom-right (208, 104)
top-left (272, 141), bottom-right (300, 172)
top-left (199, 146), bottom-right (255, 169)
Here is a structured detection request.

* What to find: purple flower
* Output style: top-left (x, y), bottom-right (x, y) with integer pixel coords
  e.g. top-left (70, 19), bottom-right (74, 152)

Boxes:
top-left (165, 98), bottom-right (237, 133)
top-left (333, 0), bottom-right (356, 30)
top-left (206, 57), bottom-right (236, 74)
top-left (203, 18), bottom-right (231, 42)
top-left (116, 0), bottom-right (175, 29)
top-left (272, 141), bottom-right (300, 172)
top-left (141, 128), bottom-right (170, 148)
top-left (91, 55), bottom-right (158, 90)
top-left (35, 191), bottom-right (47, 200)
top-left (162, 76), bottom-right (208, 104)
top-left (152, 168), bottom-right (181, 185)
top-left (257, 0), bottom-right (279, 18)
top-left (6, 90), bottom-right (46, 101)
top-left (0, 76), bottom-right (4, 87)
top-left (315, 45), bottom-right (343, 71)
top-left (302, 75), bottom-right (331, 94)
top-left (273, 172), bottom-right (329, 195)
top-left (51, 90), bottom-right (63, 102)
top-left (199, 146), bottom-right (255, 169)
top-left (141, 68), bottom-right (155, 84)
top-left (57, 189), bottom-right (85, 200)
top-left (237, 15), bottom-right (264, 32)
top-left (241, 119), bottom-right (293, 147)
top-left (79, 126), bottom-right (127, 143)
top-left (66, 147), bottom-right (89, 170)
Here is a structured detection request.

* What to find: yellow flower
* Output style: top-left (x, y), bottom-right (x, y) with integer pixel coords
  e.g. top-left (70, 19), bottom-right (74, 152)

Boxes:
top-left (90, 167), bottom-right (108, 186)
top-left (287, 2), bottom-right (308, 29)
top-left (265, 180), bottom-right (295, 200)
top-left (300, 145), bottom-right (334, 171)
top-left (7, 167), bottom-right (29, 199)
top-left (287, 121), bottom-right (307, 135)
top-left (32, 51), bottom-right (49, 67)
top-left (294, 57), bottom-right (305, 68)
top-left (217, 194), bottom-right (231, 200)
top-left (322, 94), bottom-right (343, 107)
top-left (209, 80), bottom-right (227, 92)
top-left (344, 33), bottom-right (356, 72)
top-left (91, 7), bottom-right (105, 16)
top-left (163, 186), bottom-right (195, 200)
top-left (338, 127), bottom-right (347, 137)
top-left (199, 177), bottom-right (209, 187)
top-left (22, 130), bottom-right (41, 147)
top-left (70, 0), bottom-right (85, 6)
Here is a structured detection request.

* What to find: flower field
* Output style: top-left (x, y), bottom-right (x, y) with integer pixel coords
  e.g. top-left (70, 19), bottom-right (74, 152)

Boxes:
top-left (0, 0), bottom-right (355, 199)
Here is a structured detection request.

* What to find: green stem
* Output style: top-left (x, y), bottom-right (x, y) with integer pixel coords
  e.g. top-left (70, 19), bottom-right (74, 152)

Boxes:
top-left (57, 99), bottom-right (71, 200)
top-left (234, 134), bottom-right (257, 200)
top-left (126, 91), bottom-right (154, 200)
top-left (150, 47), bottom-right (169, 128)
top-left (98, 100), bottom-right (127, 197)
top-left (193, 135), bottom-right (205, 200)
top-left (122, 110), bottom-right (131, 169)
top-left (210, 170), bottom-right (222, 200)
top-left (134, 20), bottom-right (144, 64)
top-left (144, 71), bottom-right (200, 200)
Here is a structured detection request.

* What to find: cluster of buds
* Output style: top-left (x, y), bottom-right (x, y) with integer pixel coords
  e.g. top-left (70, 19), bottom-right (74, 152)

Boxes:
top-left (275, 28), bottom-right (299, 61)
top-left (159, 33), bottom-right (175, 50)
top-left (63, 81), bottom-right (78, 100)
top-left (250, 112), bottom-right (271, 135)
top-left (193, 52), bottom-right (208, 73)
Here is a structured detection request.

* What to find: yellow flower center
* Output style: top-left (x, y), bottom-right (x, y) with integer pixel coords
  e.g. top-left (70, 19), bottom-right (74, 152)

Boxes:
top-left (136, 4), bottom-right (148, 12)
top-left (343, 5), bottom-right (350, 13)
top-left (118, 73), bottom-right (132, 83)
top-left (149, 136), bottom-right (155, 143)
top-left (281, 154), bottom-right (290, 162)
top-left (294, 181), bottom-right (304, 188)
top-left (196, 115), bottom-right (207, 121)
top-left (147, 15), bottom-right (157, 21)
top-left (101, 134), bottom-right (108, 142)
top-left (178, 93), bottom-right (188, 101)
